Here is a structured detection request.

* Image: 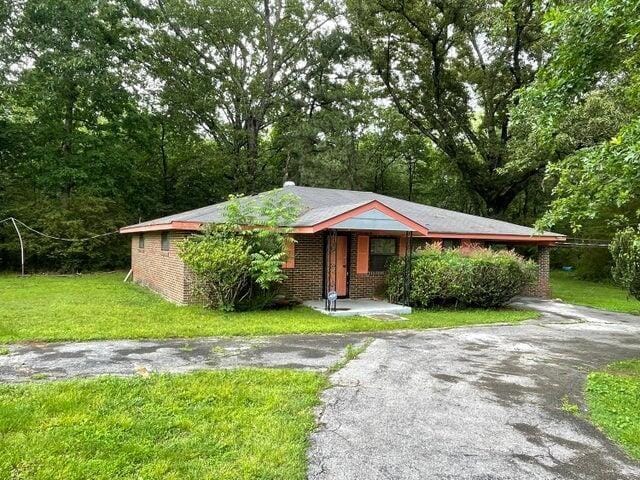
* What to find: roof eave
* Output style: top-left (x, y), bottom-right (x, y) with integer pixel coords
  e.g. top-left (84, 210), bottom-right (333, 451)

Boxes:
top-left (119, 221), bottom-right (203, 234)
top-left (418, 232), bottom-right (567, 243)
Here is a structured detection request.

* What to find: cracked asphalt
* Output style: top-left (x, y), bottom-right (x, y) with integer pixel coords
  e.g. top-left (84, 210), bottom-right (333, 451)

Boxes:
top-left (0, 333), bottom-right (372, 381)
top-left (308, 299), bottom-right (640, 480)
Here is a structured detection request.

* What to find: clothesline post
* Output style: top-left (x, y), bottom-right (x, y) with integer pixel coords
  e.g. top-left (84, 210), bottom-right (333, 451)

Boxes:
top-left (10, 218), bottom-right (25, 276)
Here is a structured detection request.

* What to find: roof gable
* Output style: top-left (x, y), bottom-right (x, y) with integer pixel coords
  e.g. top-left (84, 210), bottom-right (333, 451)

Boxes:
top-left (295, 200), bottom-right (429, 236)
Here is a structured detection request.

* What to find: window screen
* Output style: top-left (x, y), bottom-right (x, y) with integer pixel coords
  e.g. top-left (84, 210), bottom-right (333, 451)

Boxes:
top-left (138, 234), bottom-right (144, 249)
top-left (161, 232), bottom-right (170, 251)
top-left (369, 238), bottom-right (397, 272)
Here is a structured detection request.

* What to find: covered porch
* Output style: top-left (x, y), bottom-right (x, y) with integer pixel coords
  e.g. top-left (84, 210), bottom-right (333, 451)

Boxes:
top-left (312, 201), bottom-right (428, 311)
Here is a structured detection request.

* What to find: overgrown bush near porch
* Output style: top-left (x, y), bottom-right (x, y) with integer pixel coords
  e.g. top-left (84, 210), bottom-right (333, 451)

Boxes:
top-left (387, 245), bottom-right (536, 308)
top-left (178, 192), bottom-right (299, 311)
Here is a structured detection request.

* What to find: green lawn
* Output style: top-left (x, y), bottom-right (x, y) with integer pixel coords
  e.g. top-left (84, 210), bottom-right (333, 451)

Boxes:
top-left (551, 271), bottom-right (640, 315)
top-left (0, 273), bottom-right (535, 343)
top-left (586, 360), bottom-right (640, 460)
top-left (0, 369), bottom-right (326, 480)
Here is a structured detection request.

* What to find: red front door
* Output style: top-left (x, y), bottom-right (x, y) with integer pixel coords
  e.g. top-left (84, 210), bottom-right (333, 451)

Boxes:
top-left (335, 236), bottom-right (348, 296)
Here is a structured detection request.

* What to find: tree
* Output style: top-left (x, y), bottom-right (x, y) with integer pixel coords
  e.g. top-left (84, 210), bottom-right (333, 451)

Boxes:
top-left (517, 0), bottom-right (640, 233)
top-left (139, 0), bottom-right (340, 193)
top-left (347, 0), bottom-right (552, 215)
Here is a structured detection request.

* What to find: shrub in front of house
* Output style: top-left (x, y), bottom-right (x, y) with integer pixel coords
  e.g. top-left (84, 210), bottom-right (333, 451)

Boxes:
top-left (179, 192), bottom-right (299, 311)
top-left (387, 245), bottom-right (537, 308)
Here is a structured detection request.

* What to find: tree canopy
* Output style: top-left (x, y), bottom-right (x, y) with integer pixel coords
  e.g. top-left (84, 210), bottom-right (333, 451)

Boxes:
top-left (0, 0), bottom-right (637, 271)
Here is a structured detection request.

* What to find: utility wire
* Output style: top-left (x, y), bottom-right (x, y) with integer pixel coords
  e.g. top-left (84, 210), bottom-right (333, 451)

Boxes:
top-left (1, 217), bottom-right (118, 242)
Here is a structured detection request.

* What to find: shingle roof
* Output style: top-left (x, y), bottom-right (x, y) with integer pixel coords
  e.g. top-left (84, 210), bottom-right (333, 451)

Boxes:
top-left (121, 185), bottom-right (565, 239)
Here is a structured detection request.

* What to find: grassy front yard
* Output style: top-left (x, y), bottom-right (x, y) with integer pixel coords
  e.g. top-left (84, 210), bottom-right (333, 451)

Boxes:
top-left (0, 369), bottom-right (326, 479)
top-left (551, 271), bottom-right (640, 315)
top-left (0, 273), bottom-right (536, 343)
top-left (586, 360), bottom-right (640, 460)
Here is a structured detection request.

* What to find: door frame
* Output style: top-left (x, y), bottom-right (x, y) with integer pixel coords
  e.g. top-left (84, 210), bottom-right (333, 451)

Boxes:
top-left (322, 232), bottom-right (350, 299)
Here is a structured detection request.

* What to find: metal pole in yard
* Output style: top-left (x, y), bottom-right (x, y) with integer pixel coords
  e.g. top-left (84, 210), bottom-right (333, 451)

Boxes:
top-left (10, 218), bottom-right (25, 276)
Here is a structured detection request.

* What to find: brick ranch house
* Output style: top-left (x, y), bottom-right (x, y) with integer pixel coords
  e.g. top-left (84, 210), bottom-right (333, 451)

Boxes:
top-left (119, 184), bottom-right (566, 305)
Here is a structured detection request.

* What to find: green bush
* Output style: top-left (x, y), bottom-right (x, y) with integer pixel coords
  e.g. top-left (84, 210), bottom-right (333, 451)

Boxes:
top-left (575, 248), bottom-right (612, 281)
top-left (610, 228), bottom-right (640, 301)
top-left (387, 245), bottom-right (536, 308)
top-left (178, 191), bottom-right (299, 311)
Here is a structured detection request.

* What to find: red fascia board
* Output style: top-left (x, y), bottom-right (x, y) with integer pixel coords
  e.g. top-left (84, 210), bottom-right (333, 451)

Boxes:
top-left (119, 221), bottom-right (202, 234)
top-left (300, 200), bottom-right (430, 236)
top-left (418, 232), bottom-right (566, 243)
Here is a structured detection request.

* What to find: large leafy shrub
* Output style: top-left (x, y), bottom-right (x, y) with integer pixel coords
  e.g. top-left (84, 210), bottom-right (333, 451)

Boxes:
top-left (388, 245), bottom-right (536, 308)
top-left (610, 228), bottom-right (640, 300)
top-left (178, 191), bottom-right (299, 311)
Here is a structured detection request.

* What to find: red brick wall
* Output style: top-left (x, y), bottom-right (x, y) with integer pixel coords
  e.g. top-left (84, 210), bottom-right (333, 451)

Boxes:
top-left (281, 234), bottom-right (324, 300)
top-left (131, 231), bottom-right (194, 304)
top-left (521, 246), bottom-right (551, 298)
top-left (130, 231), bottom-right (552, 303)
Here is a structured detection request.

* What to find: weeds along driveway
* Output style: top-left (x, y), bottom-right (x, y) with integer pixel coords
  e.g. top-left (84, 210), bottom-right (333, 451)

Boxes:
top-left (308, 300), bottom-right (640, 480)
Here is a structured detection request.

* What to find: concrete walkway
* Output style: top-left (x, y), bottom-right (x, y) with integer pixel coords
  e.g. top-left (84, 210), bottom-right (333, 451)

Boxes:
top-left (0, 333), bottom-right (372, 382)
top-left (308, 299), bottom-right (640, 480)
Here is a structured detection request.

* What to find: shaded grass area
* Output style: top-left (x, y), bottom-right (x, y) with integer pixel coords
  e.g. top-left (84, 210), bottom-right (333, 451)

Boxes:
top-left (551, 270), bottom-right (640, 315)
top-left (586, 360), bottom-right (640, 460)
top-left (0, 273), bottom-right (536, 343)
top-left (0, 369), bottom-right (327, 480)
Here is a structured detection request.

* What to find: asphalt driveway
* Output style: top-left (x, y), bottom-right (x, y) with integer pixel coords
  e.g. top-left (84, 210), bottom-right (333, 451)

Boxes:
top-left (0, 333), bottom-right (372, 381)
top-left (308, 299), bottom-right (640, 480)
top-left (1, 298), bottom-right (639, 478)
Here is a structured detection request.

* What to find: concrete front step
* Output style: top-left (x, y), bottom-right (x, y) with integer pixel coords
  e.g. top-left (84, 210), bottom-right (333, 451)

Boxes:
top-left (304, 299), bottom-right (412, 317)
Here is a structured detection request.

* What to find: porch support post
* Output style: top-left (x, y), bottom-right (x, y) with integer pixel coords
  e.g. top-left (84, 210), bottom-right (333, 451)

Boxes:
top-left (537, 245), bottom-right (551, 298)
top-left (325, 230), bottom-right (338, 311)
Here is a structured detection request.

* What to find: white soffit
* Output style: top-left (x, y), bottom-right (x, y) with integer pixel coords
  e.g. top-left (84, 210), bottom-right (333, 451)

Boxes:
top-left (330, 208), bottom-right (415, 232)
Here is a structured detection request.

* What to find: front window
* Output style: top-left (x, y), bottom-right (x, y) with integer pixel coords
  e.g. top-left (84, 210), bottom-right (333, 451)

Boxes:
top-left (138, 234), bottom-right (144, 249)
top-left (369, 237), bottom-right (397, 272)
top-left (161, 232), bottom-right (170, 251)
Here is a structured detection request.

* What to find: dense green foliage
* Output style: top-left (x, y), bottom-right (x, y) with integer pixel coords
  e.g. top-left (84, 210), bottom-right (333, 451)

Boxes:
top-left (551, 247), bottom-right (614, 282)
top-left (0, 370), bottom-right (327, 479)
top-left (550, 270), bottom-right (640, 315)
top-left (586, 360), bottom-right (640, 459)
top-left (0, 273), bottom-right (536, 343)
top-left (348, 0), bottom-right (552, 216)
top-left (388, 246), bottom-right (536, 308)
top-left (519, 0), bottom-right (640, 235)
top-left (609, 228), bottom-right (640, 300)
top-left (178, 192), bottom-right (299, 310)
top-left (2, 0), bottom-right (638, 273)
top-left (0, 0), bottom-right (571, 273)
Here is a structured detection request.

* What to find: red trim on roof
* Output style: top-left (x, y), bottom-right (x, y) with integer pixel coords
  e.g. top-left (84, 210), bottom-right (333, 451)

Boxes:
top-left (119, 221), bottom-right (202, 234)
top-left (417, 232), bottom-right (566, 243)
top-left (303, 200), bottom-right (430, 236)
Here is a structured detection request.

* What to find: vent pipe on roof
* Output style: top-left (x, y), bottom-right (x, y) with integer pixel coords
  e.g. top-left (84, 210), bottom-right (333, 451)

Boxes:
top-left (283, 181), bottom-right (296, 187)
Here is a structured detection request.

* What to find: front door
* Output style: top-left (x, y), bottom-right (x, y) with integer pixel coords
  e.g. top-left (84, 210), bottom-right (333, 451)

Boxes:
top-left (335, 235), bottom-right (348, 297)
